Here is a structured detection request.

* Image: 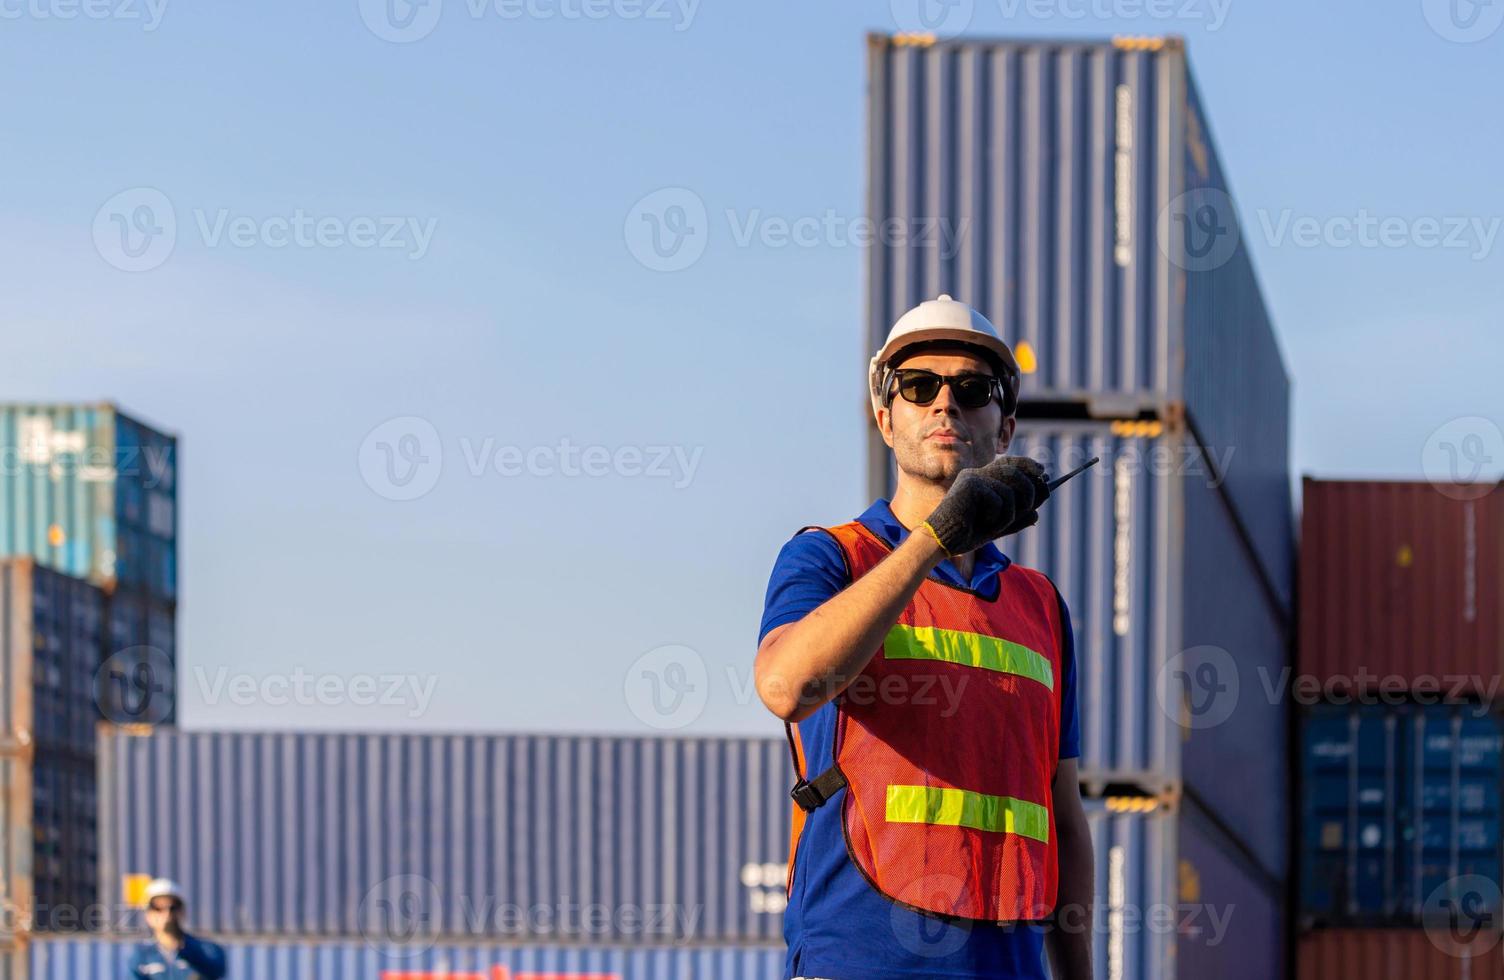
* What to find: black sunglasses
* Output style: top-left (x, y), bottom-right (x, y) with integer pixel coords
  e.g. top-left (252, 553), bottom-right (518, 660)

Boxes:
top-left (888, 369), bottom-right (1003, 410)
top-left (149, 901), bottom-right (183, 913)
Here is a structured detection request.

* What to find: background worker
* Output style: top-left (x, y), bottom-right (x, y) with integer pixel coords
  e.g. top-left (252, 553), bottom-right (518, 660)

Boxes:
top-left (128, 878), bottom-right (228, 980)
top-left (755, 295), bottom-right (1093, 980)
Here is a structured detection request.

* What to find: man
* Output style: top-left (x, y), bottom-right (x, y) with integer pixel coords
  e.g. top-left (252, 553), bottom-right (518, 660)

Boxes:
top-left (127, 878), bottom-right (228, 979)
top-left (756, 295), bottom-right (1093, 980)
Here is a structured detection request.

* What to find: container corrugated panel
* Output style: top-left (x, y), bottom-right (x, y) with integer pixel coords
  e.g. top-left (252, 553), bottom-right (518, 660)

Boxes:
top-left (0, 403), bottom-right (178, 601)
top-left (98, 730), bottom-right (794, 942)
top-left (0, 560), bottom-right (107, 758)
top-left (0, 560), bottom-right (104, 927)
top-left (1399, 707), bottom-right (1503, 922)
top-left (1082, 798), bottom-right (1175, 980)
top-left (30, 937), bottom-right (786, 980)
top-left (1179, 469), bottom-right (1289, 879)
top-left (1298, 929), bottom-right (1504, 980)
top-left (1175, 796), bottom-right (1284, 980)
top-left (99, 589), bottom-right (176, 726)
top-left (1010, 421), bottom-right (1179, 789)
top-left (1300, 704), bottom-right (1504, 928)
top-left (32, 749), bottom-right (98, 931)
top-left (1301, 705), bottom-right (1402, 924)
top-left (1300, 480), bottom-right (1504, 693)
top-left (866, 36), bottom-right (1178, 406)
top-left (865, 34), bottom-right (1293, 610)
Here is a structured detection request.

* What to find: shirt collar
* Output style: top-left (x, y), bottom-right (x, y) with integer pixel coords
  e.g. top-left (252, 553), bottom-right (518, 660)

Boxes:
top-left (855, 498), bottom-right (1011, 594)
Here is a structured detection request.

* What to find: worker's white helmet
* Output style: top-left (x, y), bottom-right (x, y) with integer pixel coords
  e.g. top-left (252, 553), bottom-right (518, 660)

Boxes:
top-left (143, 878), bottom-right (186, 905)
top-left (868, 294), bottom-right (1021, 422)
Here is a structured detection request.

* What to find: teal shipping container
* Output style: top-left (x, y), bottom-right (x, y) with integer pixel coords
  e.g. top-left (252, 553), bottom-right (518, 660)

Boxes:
top-left (0, 404), bottom-right (177, 602)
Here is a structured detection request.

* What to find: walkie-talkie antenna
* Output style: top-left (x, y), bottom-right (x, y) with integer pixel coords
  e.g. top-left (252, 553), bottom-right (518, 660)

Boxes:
top-left (1046, 456), bottom-right (1101, 492)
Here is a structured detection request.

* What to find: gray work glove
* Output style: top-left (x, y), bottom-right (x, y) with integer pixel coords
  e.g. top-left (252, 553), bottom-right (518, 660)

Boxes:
top-left (920, 455), bottom-right (1052, 557)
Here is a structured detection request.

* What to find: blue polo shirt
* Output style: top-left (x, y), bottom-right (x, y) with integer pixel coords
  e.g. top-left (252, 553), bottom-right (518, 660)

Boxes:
top-left (759, 499), bottom-right (1080, 980)
top-left (127, 934), bottom-right (227, 979)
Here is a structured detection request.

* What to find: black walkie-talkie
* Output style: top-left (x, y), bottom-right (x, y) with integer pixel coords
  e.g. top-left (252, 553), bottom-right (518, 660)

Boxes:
top-left (1045, 456), bottom-right (1100, 492)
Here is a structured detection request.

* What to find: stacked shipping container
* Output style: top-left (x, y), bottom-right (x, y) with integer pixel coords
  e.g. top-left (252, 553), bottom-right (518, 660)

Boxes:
top-left (0, 403), bottom-right (179, 725)
top-left (866, 32), bottom-right (1293, 979)
top-left (0, 404), bottom-right (179, 971)
top-left (1297, 480), bottom-right (1504, 977)
top-left (0, 561), bottom-right (107, 930)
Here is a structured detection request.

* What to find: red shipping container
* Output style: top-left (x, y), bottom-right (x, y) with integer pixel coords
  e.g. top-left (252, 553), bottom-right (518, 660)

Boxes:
top-left (1300, 480), bottom-right (1504, 696)
top-left (1299, 929), bottom-right (1504, 980)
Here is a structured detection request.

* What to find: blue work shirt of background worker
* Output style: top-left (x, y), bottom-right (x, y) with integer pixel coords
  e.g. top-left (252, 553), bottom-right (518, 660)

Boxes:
top-left (127, 934), bottom-right (228, 979)
top-left (759, 498), bottom-right (1081, 980)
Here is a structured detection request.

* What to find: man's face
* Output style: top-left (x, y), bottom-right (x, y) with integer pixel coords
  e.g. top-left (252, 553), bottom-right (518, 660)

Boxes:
top-left (877, 350), bottom-right (1014, 484)
top-left (146, 897), bottom-right (183, 933)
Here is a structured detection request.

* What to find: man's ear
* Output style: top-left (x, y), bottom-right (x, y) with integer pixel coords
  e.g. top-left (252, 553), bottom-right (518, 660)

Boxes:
top-left (875, 406), bottom-right (895, 449)
top-left (997, 413), bottom-right (1016, 451)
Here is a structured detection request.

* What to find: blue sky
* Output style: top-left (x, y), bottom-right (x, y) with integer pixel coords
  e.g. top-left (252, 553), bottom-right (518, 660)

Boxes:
top-left (2, 0), bottom-right (1500, 735)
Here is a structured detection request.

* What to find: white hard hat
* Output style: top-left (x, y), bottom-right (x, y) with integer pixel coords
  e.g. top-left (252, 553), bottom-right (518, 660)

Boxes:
top-left (868, 294), bottom-right (1021, 421)
top-left (144, 878), bottom-right (186, 905)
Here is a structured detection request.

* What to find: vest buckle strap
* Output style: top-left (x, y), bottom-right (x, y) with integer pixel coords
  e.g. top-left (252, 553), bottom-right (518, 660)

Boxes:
top-left (791, 765), bottom-right (848, 812)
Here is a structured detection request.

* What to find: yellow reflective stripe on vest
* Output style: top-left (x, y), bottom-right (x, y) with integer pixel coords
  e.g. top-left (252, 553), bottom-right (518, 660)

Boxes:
top-left (885, 784), bottom-right (1050, 843)
top-left (883, 624), bottom-right (1053, 691)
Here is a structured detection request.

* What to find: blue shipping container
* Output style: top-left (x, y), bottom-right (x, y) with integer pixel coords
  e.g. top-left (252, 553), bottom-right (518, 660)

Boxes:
top-left (865, 34), bottom-right (1293, 611)
top-left (1010, 422), bottom-right (1178, 789)
top-left (0, 404), bottom-right (178, 602)
top-left (32, 749), bottom-right (98, 931)
top-left (1300, 703), bottom-right (1503, 927)
top-left (98, 588), bottom-right (177, 727)
top-left (0, 559), bottom-right (106, 758)
top-left (1083, 798), bottom-right (1175, 980)
top-left (1011, 419), bottom-right (1290, 880)
top-left (0, 560), bottom-right (104, 924)
top-left (30, 937), bottom-right (785, 980)
top-left (1300, 706), bottom-right (1400, 922)
top-left (97, 730), bottom-right (795, 943)
top-left (1400, 707), bottom-right (1504, 922)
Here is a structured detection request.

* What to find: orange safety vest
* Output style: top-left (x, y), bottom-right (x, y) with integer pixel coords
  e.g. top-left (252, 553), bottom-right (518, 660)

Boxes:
top-left (785, 519), bottom-right (1065, 923)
